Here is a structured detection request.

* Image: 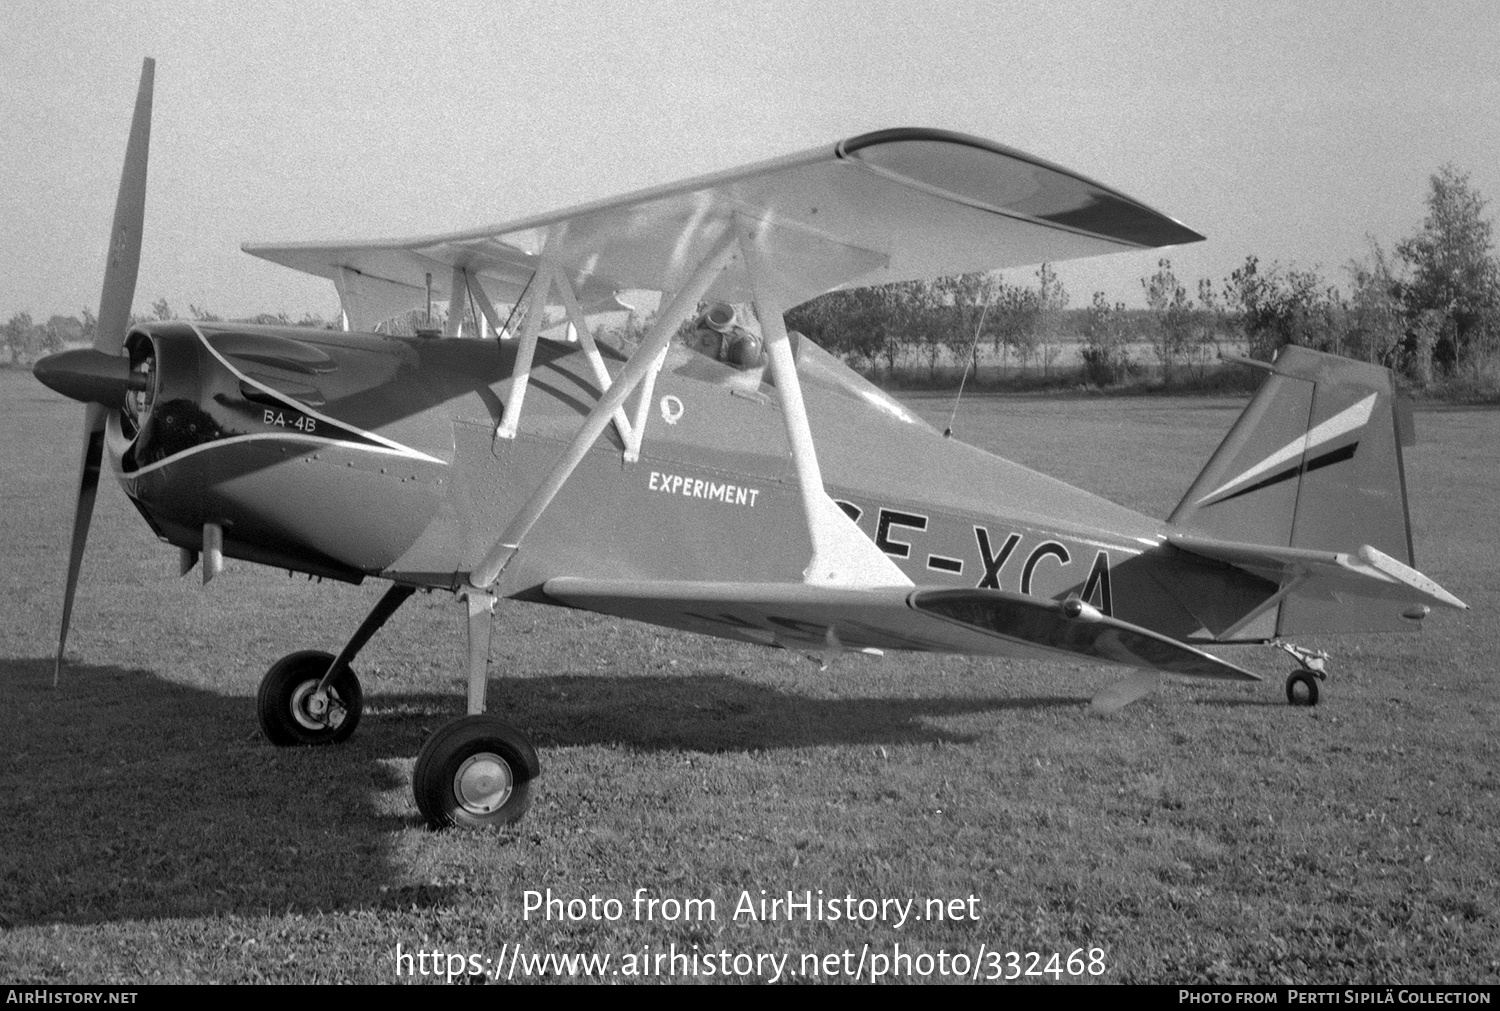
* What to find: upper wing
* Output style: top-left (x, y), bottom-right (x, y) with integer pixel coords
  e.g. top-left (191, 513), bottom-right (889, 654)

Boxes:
top-left (543, 577), bottom-right (1258, 681)
top-left (244, 128), bottom-right (1203, 323)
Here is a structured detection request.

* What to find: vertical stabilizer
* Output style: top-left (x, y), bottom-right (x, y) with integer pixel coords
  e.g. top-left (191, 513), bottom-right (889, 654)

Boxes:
top-left (1167, 346), bottom-right (1416, 634)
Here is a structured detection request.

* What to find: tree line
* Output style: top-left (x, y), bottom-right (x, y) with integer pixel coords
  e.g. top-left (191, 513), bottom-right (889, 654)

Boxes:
top-left (8, 165), bottom-right (1497, 392)
top-left (1, 300), bottom-right (333, 364)
top-left (785, 163), bottom-right (1500, 389)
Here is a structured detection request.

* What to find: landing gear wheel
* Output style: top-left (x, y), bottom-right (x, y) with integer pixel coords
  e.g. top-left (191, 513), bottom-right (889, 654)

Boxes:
top-left (257, 650), bottom-right (363, 745)
top-left (413, 715), bottom-right (540, 829)
top-left (1285, 670), bottom-right (1321, 707)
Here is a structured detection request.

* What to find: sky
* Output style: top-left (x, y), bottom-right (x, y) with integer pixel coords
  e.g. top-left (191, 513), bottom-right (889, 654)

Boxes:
top-left (3, 0), bottom-right (1498, 321)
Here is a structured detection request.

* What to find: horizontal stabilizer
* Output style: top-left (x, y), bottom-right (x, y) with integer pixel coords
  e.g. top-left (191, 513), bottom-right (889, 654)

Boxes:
top-left (1169, 534), bottom-right (1467, 612)
top-left (543, 578), bottom-right (1258, 681)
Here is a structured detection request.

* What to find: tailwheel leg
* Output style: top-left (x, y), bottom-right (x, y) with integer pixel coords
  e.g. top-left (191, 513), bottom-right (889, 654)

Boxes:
top-left (257, 582), bottom-right (415, 746)
top-left (1273, 640), bottom-right (1329, 707)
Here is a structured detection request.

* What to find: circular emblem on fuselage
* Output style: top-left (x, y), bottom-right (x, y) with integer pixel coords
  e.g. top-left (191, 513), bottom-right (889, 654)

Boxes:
top-left (659, 395), bottom-right (684, 425)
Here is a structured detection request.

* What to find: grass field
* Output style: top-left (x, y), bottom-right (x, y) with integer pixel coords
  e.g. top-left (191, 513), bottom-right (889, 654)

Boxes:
top-left (1, 369), bottom-right (1496, 985)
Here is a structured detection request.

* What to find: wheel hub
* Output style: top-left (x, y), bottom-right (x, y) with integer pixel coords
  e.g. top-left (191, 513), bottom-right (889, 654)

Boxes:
top-left (290, 680), bottom-right (344, 731)
top-left (454, 752), bottom-right (513, 814)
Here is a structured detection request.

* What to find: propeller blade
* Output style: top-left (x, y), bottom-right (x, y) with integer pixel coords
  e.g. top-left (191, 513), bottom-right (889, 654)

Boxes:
top-left (95, 57), bottom-right (154, 354)
top-left (56, 404), bottom-right (108, 685)
top-left (55, 58), bottom-right (154, 683)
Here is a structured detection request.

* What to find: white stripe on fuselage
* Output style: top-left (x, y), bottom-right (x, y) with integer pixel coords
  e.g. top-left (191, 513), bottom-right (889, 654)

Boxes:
top-left (119, 428), bottom-right (438, 478)
top-left (190, 322), bottom-right (446, 465)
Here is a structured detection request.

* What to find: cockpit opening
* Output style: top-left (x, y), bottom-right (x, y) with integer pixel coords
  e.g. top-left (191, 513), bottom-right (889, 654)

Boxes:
top-left (680, 303), bottom-right (765, 370)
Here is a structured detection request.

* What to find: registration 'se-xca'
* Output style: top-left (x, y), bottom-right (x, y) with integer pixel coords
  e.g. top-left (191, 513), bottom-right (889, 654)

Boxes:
top-left (36, 59), bottom-right (1466, 828)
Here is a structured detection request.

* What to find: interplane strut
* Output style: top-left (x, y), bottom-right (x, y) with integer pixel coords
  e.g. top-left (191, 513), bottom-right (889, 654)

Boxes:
top-left (454, 216), bottom-right (916, 713)
top-left (454, 231), bottom-right (738, 713)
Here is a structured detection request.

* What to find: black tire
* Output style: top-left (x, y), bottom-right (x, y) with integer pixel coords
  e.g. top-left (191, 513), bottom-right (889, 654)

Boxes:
top-left (257, 650), bottom-right (363, 745)
top-left (413, 715), bottom-right (540, 829)
top-left (1285, 670), bottom-right (1320, 707)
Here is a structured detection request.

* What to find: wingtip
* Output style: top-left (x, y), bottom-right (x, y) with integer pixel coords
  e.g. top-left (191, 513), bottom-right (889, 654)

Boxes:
top-left (1356, 545), bottom-right (1468, 611)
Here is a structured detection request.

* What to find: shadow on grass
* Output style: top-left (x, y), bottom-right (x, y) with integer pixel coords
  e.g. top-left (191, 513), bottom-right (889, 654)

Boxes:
top-left (0, 657), bottom-right (1075, 928)
top-left (480, 672), bottom-right (1080, 752)
top-left (0, 657), bottom-right (450, 928)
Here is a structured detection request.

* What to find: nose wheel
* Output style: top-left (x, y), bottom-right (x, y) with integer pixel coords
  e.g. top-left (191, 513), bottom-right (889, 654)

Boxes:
top-left (257, 650), bottom-right (363, 744)
top-left (413, 715), bottom-right (540, 828)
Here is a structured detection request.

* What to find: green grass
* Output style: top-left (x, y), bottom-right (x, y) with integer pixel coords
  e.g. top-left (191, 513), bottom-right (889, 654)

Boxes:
top-left (1, 371), bottom-right (1496, 984)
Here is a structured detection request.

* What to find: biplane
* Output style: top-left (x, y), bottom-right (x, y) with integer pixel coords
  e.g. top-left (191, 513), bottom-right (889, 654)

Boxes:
top-left (35, 60), bottom-right (1466, 828)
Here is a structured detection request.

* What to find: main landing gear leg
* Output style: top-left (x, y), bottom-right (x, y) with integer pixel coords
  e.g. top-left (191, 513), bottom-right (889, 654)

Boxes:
top-left (257, 582), bottom-right (416, 745)
top-left (412, 587), bottom-right (540, 829)
top-left (1273, 640), bottom-right (1329, 707)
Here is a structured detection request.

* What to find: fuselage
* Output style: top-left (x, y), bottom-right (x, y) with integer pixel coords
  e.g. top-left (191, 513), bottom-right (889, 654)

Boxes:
top-left (107, 322), bottom-right (1273, 644)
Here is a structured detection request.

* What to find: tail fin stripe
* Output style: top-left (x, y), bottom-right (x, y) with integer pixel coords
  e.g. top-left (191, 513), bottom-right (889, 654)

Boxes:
top-left (1195, 393), bottom-right (1376, 505)
top-left (1203, 442), bottom-right (1360, 507)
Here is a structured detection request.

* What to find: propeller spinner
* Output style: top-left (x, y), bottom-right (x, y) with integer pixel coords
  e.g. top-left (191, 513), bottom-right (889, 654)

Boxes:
top-left (35, 57), bottom-right (155, 683)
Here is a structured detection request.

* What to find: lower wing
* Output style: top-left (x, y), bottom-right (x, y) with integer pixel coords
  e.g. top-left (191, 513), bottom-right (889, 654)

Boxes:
top-left (542, 579), bottom-right (1259, 681)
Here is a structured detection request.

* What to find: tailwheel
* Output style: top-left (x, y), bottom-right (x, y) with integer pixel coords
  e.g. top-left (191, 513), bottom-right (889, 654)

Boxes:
top-left (1285, 669), bottom-right (1321, 707)
top-left (257, 650), bottom-right (363, 745)
top-left (1273, 640), bottom-right (1329, 707)
top-left (413, 716), bottom-right (540, 829)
